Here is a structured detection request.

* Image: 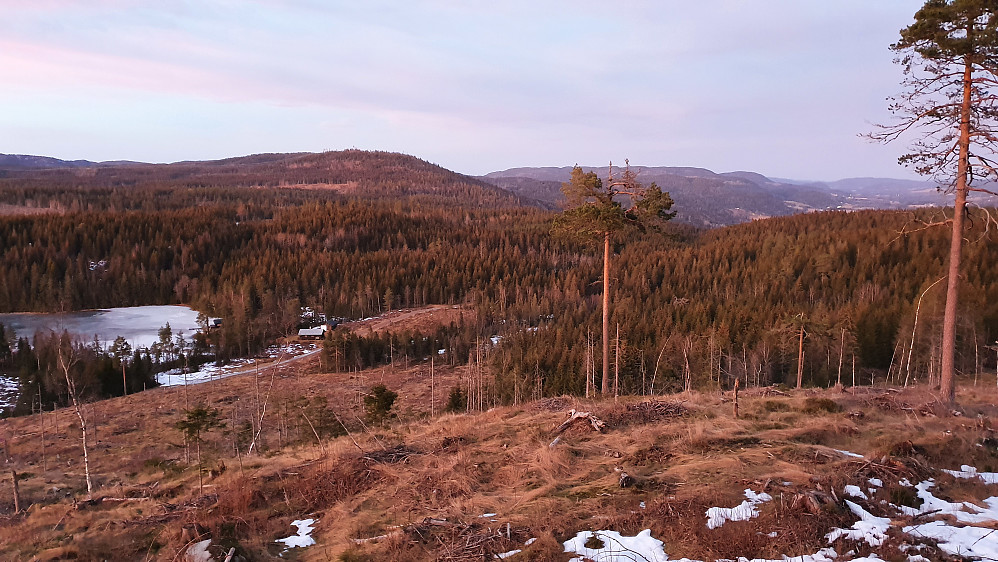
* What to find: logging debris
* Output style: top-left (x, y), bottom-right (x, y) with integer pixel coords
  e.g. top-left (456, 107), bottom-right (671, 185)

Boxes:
top-left (554, 410), bottom-right (607, 435)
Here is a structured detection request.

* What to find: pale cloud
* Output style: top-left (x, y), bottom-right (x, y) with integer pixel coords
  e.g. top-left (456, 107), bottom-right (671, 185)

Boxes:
top-left (0, 0), bottom-right (926, 178)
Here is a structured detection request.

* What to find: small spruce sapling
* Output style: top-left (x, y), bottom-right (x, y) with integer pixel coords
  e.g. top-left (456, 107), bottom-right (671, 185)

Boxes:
top-left (175, 404), bottom-right (225, 497)
top-left (445, 386), bottom-right (467, 413)
top-left (364, 385), bottom-right (398, 425)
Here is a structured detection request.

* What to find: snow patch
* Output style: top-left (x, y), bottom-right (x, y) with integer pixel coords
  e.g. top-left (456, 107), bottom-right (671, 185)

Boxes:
top-left (157, 345), bottom-right (317, 387)
top-left (277, 518), bottom-right (316, 551)
top-left (833, 449), bottom-right (864, 459)
top-left (843, 485), bottom-right (867, 499)
top-left (563, 529), bottom-right (670, 562)
top-left (942, 464), bottom-right (998, 485)
top-left (903, 520), bottom-right (998, 560)
top-left (826, 500), bottom-right (890, 547)
top-left (706, 489), bottom-right (772, 529)
top-left (903, 479), bottom-right (998, 524)
top-left (718, 547), bottom-right (840, 562)
top-left (186, 539), bottom-right (213, 562)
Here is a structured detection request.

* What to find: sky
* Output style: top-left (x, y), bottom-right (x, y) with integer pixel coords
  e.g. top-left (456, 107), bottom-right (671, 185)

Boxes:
top-left (0, 1), bottom-right (928, 180)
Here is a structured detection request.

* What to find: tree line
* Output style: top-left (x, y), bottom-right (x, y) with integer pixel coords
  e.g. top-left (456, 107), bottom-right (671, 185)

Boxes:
top-left (2, 151), bottom-right (997, 409)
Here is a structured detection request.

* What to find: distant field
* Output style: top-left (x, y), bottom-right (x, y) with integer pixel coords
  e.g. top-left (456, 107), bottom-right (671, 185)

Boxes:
top-left (0, 203), bottom-right (59, 216)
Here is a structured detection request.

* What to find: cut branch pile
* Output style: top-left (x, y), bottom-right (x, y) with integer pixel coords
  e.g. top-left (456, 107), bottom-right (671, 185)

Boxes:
top-left (602, 400), bottom-right (690, 428)
top-left (533, 397), bottom-right (573, 412)
top-left (363, 444), bottom-right (417, 464)
top-left (395, 517), bottom-right (527, 561)
top-left (626, 400), bottom-right (688, 421)
top-left (744, 385), bottom-right (789, 397)
top-left (846, 454), bottom-right (931, 484)
top-left (865, 394), bottom-right (915, 413)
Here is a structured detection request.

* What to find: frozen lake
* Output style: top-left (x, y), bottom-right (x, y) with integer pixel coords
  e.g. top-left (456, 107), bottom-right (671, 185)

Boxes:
top-left (0, 305), bottom-right (202, 350)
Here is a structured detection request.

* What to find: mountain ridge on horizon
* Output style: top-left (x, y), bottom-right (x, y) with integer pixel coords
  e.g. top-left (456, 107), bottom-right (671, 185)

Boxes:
top-left (1, 151), bottom-right (927, 186)
top-left (0, 150), bottom-right (983, 228)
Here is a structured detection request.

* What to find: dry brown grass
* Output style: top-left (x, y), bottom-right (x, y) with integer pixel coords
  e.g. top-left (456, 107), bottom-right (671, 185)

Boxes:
top-left (1, 366), bottom-right (998, 560)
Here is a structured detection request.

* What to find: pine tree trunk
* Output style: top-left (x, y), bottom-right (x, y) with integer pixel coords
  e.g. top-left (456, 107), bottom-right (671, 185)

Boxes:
top-left (796, 326), bottom-right (805, 389)
top-left (940, 58), bottom-right (973, 404)
top-left (601, 231), bottom-right (611, 395)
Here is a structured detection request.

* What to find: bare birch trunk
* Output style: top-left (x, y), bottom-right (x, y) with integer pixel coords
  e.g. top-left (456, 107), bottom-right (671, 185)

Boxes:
top-left (59, 350), bottom-right (93, 499)
top-left (908, 276), bottom-right (946, 387)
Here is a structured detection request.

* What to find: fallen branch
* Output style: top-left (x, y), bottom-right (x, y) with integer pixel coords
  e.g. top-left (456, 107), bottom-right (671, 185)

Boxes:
top-left (554, 409), bottom-right (607, 434)
top-left (352, 530), bottom-right (403, 544)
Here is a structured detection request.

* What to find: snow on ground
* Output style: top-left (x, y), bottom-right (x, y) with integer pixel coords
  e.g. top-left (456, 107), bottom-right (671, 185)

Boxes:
top-left (554, 460), bottom-right (998, 562)
top-left (185, 539), bottom-right (213, 562)
top-left (903, 521), bottom-right (998, 560)
top-left (706, 489), bottom-right (772, 529)
top-left (494, 548), bottom-right (521, 559)
top-left (563, 529), bottom-right (671, 562)
top-left (884, 468), bottom-right (998, 559)
top-left (843, 485), bottom-right (867, 499)
top-left (551, 464), bottom-right (998, 562)
top-left (156, 344), bottom-right (317, 387)
top-left (0, 375), bottom-right (20, 412)
top-left (896, 479), bottom-right (998, 525)
top-left (727, 547), bottom-right (842, 562)
top-left (276, 518), bottom-right (317, 551)
top-left (833, 449), bottom-right (864, 459)
top-left (942, 464), bottom-right (998, 484)
top-left (826, 500), bottom-right (890, 547)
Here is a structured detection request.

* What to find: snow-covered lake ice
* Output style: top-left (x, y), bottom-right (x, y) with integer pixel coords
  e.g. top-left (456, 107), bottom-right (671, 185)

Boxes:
top-left (0, 305), bottom-right (201, 350)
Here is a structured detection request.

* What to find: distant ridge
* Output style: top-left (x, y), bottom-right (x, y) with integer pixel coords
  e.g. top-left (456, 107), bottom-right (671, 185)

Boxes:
top-left (478, 165), bottom-right (984, 228)
top-left (3, 151), bottom-right (994, 227)
top-left (0, 154), bottom-right (98, 169)
top-left (0, 150), bottom-right (525, 208)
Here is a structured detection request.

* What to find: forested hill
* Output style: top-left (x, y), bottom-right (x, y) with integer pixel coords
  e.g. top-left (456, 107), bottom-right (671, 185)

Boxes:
top-left (2, 147), bottom-right (997, 401)
top-left (0, 150), bottom-right (522, 210)
top-left (490, 208), bottom-right (998, 398)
